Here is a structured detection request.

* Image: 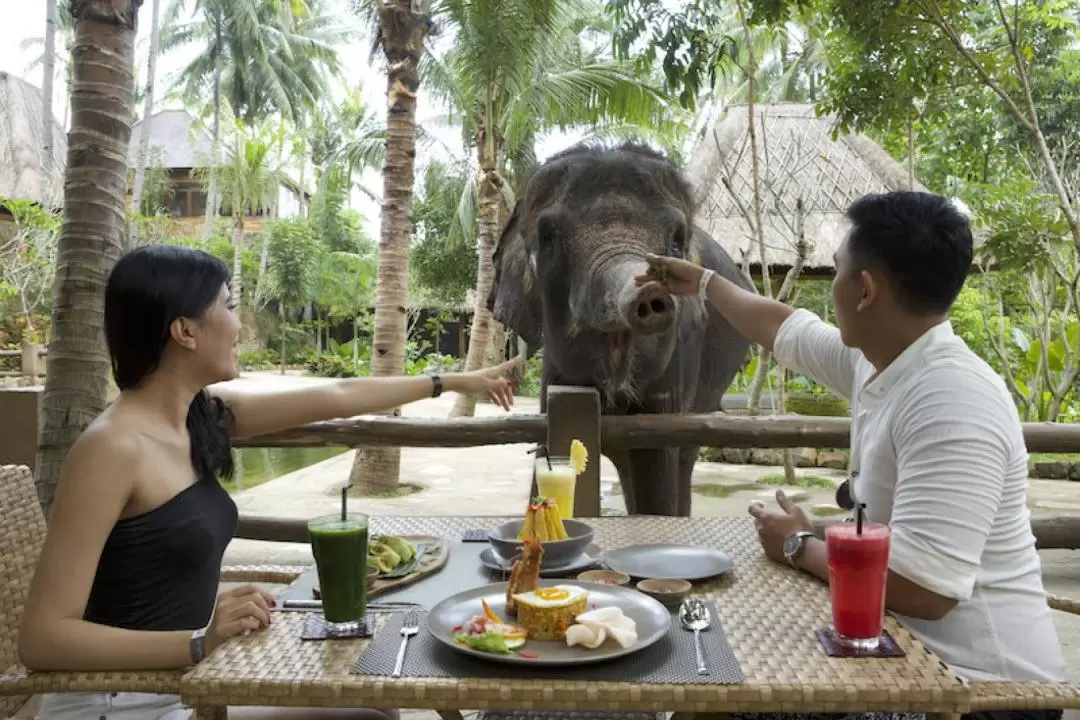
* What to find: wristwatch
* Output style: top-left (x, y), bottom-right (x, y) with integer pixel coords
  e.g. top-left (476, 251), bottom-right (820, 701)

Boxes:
top-left (782, 531), bottom-right (816, 568)
top-left (189, 627), bottom-right (207, 664)
top-left (431, 374), bottom-right (443, 398)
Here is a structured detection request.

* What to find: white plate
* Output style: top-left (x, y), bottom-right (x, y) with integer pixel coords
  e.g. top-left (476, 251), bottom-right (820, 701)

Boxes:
top-left (425, 579), bottom-right (670, 666)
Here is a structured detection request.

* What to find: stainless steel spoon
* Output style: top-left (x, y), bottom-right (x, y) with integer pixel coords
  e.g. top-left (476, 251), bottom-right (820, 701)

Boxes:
top-left (678, 597), bottom-right (711, 675)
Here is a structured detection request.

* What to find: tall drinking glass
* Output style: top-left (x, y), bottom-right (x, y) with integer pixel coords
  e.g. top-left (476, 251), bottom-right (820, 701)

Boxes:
top-left (535, 456), bottom-right (577, 520)
top-left (826, 522), bottom-right (891, 650)
top-left (308, 512), bottom-right (369, 632)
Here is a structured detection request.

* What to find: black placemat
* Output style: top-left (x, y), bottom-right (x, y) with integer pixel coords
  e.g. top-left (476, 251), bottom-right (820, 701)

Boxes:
top-left (302, 614), bottom-right (376, 640)
top-left (352, 604), bottom-right (742, 684)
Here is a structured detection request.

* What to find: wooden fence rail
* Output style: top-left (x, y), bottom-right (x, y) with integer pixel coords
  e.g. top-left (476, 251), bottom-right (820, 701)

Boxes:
top-left (234, 411), bottom-right (1080, 453)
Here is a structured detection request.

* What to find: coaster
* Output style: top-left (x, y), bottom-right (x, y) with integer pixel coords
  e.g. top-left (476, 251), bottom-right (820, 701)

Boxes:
top-left (461, 528), bottom-right (491, 542)
top-left (814, 627), bottom-right (905, 657)
top-left (301, 614), bottom-right (376, 640)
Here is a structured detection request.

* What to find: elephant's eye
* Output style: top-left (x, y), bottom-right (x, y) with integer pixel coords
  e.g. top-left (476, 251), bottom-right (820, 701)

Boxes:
top-left (667, 221), bottom-right (687, 259)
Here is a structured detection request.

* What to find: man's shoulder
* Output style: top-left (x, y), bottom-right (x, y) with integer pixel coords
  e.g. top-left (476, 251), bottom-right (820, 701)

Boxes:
top-left (908, 341), bottom-right (1017, 417)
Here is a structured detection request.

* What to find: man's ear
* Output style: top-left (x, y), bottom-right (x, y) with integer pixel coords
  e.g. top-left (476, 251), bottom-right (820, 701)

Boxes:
top-left (169, 317), bottom-right (198, 351)
top-left (856, 269), bottom-right (880, 312)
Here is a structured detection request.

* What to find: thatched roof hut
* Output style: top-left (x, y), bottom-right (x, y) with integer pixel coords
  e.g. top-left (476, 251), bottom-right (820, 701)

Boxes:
top-left (684, 102), bottom-right (925, 277)
top-left (0, 72), bottom-right (66, 210)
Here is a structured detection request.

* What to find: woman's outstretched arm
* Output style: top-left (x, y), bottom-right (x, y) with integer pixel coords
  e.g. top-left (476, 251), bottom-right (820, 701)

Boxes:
top-left (210, 356), bottom-right (522, 440)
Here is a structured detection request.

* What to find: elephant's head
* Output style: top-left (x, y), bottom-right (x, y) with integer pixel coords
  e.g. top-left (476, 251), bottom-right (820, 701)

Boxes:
top-left (488, 142), bottom-right (706, 405)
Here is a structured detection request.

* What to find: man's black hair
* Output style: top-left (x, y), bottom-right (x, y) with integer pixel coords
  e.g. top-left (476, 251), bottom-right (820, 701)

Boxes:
top-left (845, 191), bottom-right (973, 315)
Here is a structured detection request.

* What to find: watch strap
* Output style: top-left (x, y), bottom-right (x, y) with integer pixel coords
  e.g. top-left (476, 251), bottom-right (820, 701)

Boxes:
top-left (431, 374), bottom-right (443, 398)
top-left (698, 268), bottom-right (715, 302)
top-left (189, 628), bottom-right (207, 664)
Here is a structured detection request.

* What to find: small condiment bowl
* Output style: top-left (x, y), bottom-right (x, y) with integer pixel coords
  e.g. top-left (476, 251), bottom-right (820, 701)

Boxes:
top-left (576, 569), bottom-right (631, 586)
top-left (366, 566), bottom-right (380, 590)
top-left (636, 578), bottom-right (692, 606)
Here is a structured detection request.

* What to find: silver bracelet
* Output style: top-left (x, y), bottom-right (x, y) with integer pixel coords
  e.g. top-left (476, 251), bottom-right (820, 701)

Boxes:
top-left (698, 269), bottom-right (715, 302)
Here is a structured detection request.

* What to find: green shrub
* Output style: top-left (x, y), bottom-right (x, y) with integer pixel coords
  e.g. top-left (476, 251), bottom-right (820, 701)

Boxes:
top-left (239, 349), bottom-right (276, 370)
top-left (307, 354), bottom-right (358, 378)
top-left (786, 391), bottom-right (849, 417)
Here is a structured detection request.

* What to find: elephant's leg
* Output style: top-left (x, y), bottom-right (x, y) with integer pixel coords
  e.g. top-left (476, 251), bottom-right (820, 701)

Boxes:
top-left (624, 447), bottom-right (681, 516)
top-left (675, 446), bottom-right (698, 516)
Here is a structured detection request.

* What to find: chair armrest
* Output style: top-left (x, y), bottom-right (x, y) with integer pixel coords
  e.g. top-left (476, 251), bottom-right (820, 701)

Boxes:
top-left (968, 681), bottom-right (1080, 711)
top-left (219, 564), bottom-right (307, 586)
top-left (1047, 593), bottom-right (1080, 615)
top-left (0, 664), bottom-right (183, 697)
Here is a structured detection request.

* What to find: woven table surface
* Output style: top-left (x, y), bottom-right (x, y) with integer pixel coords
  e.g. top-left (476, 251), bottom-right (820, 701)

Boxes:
top-left (180, 516), bottom-right (969, 714)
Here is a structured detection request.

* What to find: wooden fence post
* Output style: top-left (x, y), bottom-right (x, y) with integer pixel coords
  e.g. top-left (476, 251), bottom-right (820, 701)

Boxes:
top-left (545, 385), bottom-right (602, 517)
top-left (20, 343), bottom-right (42, 381)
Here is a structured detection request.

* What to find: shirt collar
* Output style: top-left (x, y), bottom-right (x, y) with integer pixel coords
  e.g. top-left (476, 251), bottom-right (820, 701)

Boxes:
top-left (859, 319), bottom-right (955, 404)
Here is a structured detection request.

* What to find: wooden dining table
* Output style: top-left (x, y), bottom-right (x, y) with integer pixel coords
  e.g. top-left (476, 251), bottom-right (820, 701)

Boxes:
top-left (178, 515), bottom-right (973, 720)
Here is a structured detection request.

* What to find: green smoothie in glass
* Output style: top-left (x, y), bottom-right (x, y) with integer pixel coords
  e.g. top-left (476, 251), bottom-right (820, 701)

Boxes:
top-left (308, 513), bottom-right (369, 629)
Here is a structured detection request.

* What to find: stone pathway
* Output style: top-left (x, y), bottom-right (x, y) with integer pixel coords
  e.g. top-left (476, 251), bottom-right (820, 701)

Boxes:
top-left (221, 372), bottom-right (1080, 699)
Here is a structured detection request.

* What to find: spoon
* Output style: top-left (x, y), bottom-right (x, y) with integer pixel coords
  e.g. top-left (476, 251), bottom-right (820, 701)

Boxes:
top-left (678, 597), bottom-right (711, 675)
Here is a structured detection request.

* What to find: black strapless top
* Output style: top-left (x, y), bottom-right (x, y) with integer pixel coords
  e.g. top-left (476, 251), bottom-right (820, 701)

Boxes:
top-left (84, 477), bottom-right (238, 631)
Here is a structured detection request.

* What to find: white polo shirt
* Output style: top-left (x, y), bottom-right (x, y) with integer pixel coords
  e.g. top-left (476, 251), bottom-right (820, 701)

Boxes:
top-left (774, 308), bottom-right (1066, 683)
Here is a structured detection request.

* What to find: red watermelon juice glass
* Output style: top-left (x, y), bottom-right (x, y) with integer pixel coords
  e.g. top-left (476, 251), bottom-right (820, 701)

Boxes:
top-left (825, 506), bottom-right (890, 651)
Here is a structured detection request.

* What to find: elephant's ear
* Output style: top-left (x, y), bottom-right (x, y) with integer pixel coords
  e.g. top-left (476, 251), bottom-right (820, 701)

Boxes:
top-left (488, 201), bottom-right (542, 346)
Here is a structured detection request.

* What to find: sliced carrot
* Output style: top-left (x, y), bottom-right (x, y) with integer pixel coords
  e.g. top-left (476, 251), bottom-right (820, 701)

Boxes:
top-left (481, 598), bottom-right (503, 624)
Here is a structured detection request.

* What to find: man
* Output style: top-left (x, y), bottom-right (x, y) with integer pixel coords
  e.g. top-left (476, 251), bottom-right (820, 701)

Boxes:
top-left (639, 192), bottom-right (1064, 716)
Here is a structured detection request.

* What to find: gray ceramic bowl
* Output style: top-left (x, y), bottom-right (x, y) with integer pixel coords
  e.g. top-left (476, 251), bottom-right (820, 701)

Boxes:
top-left (487, 518), bottom-right (594, 568)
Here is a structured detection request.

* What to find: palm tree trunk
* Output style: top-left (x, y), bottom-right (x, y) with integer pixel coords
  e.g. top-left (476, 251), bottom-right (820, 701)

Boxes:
top-left (449, 135), bottom-right (501, 418)
top-left (201, 20), bottom-right (222, 242)
top-left (347, 0), bottom-right (430, 495)
top-left (128, 0), bottom-right (161, 249)
top-left (36, 0), bottom-right (140, 515)
top-left (42, 0), bottom-right (58, 179)
top-left (231, 215), bottom-right (244, 306)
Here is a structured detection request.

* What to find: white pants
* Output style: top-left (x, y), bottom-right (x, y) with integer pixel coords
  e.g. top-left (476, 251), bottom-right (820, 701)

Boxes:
top-left (36, 691), bottom-right (192, 719)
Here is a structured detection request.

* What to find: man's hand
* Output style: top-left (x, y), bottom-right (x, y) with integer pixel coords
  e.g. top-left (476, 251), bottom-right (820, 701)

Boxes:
top-left (748, 490), bottom-right (814, 565)
top-left (633, 254), bottom-right (706, 296)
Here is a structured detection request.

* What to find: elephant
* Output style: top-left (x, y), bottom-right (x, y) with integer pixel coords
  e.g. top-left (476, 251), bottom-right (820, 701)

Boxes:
top-left (488, 141), bottom-right (755, 516)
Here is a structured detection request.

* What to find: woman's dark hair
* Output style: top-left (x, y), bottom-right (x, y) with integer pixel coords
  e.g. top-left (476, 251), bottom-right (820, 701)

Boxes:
top-left (104, 244), bottom-right (236, 481)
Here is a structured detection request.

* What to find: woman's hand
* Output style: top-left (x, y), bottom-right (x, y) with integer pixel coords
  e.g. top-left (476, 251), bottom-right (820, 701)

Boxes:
top-left (634, 253), bottom-right (707, 296)
top-left (206, 584), bottom-right (276, 653)
top-left (447, 356), bottom-right (523, 411)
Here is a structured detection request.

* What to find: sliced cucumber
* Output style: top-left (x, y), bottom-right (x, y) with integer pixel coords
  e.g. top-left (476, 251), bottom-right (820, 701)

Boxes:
top-left (504, 637), bottom-right (527, 650)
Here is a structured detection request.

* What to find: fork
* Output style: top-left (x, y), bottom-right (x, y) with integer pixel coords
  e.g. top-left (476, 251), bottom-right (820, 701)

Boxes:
top-left (391, 610), bottom-right (419, 678)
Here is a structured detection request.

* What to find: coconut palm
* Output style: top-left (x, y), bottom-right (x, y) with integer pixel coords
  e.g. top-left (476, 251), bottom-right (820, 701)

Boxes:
top-left (161, 0), bottom-right (349, 239)
top-left (129, 0), bottom-right (164, 249)
top-left (36, 0), bottom-right (140, 513)
top-left (428, 0), bottom-right (685, 418)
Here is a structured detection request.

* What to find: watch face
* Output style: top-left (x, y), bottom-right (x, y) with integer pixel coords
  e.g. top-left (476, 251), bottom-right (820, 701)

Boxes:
top-left (783, 533), bottom-right (803, 559)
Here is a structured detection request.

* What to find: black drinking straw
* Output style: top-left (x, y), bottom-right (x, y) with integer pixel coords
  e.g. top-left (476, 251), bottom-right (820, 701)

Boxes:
top-left (528, 443), bottom-right (553, 470)
top-left (855, 502), bottom-right (866, 535)
top-left (341, 484), bottom-right (350, 522)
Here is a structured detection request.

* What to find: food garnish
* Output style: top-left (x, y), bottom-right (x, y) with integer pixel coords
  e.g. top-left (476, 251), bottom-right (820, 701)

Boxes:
top-left (453, 600), bottom-right (529, 653)
top-left (569, 439), bottom-right (589, 475)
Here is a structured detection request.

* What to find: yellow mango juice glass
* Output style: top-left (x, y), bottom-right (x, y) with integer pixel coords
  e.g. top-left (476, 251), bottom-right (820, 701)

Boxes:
top-left (535, 456), bottom-right (577, 520)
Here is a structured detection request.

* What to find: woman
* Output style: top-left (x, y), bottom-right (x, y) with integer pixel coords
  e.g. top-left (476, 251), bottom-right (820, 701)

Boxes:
top-left (19, 244), bottom-right (520, 720)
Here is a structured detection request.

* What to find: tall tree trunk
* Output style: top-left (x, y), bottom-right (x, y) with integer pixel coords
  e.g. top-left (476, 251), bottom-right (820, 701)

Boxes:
top-left (42, 0), bottom-right (58, 179)
top-left (128, 0), bottom-right (161, 249)
top-left (231, 214), bottom-right (244, 307)
top-left (200, 21), bottom-right (222, 242)
top-left (36, 0), bottom-right (141, 515)
top-left (348, 0), bottom-right (430, 495)
top-left (449, 129), bottom-right (501, 418)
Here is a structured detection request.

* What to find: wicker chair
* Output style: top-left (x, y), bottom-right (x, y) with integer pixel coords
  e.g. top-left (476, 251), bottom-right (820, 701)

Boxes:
top-left (0, 465), bottom-right (46, 718)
